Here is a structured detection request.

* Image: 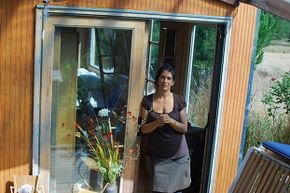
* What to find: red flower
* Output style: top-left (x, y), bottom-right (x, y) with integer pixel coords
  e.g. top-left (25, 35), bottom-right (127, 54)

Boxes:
top-left (104, 132), bottom-right (112, 140)
top-left (88, 129), bottom-right (94, 136)
top-left (75, 122), bottom-right (81, 129)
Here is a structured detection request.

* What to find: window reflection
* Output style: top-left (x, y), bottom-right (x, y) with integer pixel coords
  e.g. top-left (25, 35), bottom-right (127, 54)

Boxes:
top-left (145, 20), bottom-right (160, 95)
top-left (51, 27), bottom-right (132, 192)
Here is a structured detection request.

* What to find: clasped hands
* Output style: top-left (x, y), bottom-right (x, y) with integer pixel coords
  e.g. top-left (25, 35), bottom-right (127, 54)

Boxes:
top-left (157, 114), bottom-right (176, 127)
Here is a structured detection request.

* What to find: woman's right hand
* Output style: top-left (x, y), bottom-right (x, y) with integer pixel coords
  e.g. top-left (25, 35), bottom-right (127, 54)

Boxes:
top-left (156, 114), bottom-right (166, 126)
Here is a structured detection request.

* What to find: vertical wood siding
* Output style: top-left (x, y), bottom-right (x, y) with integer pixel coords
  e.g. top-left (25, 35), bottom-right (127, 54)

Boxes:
top-left (214, 4), bottom-right (257, 193)
top-left (0, 0), bottom-right (35, 192)
top-left (0, 0), bottom-right (255, 192)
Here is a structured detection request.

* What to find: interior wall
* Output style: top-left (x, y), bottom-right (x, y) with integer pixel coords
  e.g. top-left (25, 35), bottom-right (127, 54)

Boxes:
top-left (0, 0), bottom-right (255, 192)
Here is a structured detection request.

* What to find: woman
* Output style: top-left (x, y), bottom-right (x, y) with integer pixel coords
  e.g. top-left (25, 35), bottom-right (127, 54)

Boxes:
top-left (140, 64), bottom-right (191, 193)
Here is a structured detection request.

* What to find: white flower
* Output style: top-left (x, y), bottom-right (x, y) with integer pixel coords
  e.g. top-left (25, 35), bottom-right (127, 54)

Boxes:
top-left (98, 108), bottom-right (110, 117)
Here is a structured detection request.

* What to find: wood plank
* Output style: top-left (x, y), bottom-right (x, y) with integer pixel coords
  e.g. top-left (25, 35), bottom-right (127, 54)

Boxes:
top-left (25, 0), bottom-right (34, 174)
top-left (214, 4), bottom-right (257, 192)
top-left (6, 0), bottom-right (13, 187)
top-left (0, 0), bottom-right (7, 192)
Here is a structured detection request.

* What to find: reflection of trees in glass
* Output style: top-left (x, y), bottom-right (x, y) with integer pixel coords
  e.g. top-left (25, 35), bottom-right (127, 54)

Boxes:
top-left (145, 20), bottom-right (160, 94)
top-left (149, 20), bottom-right (160, 80)
top-left (84, 29), bottom-right (132, 109)
top-left (188, 26), bottom-right (216, 127)
top-left (95, 29), bottom-right (132, 75)
top-left (152, 20), bottom-right (160, 42)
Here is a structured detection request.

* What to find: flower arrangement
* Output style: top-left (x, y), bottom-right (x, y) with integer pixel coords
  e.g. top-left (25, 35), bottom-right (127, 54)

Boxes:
top-left (74, 105), bottom-right (144, 190)
top-left (75, 108), bottom-right (124, 186)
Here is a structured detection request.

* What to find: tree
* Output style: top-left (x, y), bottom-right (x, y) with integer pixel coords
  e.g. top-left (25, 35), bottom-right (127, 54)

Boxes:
top-left (255, 11), bottom-right (279, 66)
top-left (255, 10), bottom-right (290, 66)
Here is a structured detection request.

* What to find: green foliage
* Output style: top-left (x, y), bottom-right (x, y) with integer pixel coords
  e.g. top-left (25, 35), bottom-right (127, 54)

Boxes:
top-left (75, 109), bottom-right (124, 185)
top-left (273, 18), bottom-right (290, 40)
top-left (255, 11), bottom-right (279, 65)
top-left (245, 72), bottom-right (290, 155)
top-left (255, 11), bottom-right (290, 66)
top-left (188, 26), bottom-right (216, 127)
top-left (151, 20), bottom-right (160, 42)
top-left (191, 26), bottom-right (216, 91)
top-left (245, 113), bottom-right (290, 153)
top-left (194, 27), bottom-right (216, 66)
top-left (262, 72), bottom-right (290, 117)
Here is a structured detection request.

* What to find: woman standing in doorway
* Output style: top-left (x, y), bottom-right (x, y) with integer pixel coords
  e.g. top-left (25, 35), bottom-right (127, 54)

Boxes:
top-left (140, 64), bottom-right (191, 193)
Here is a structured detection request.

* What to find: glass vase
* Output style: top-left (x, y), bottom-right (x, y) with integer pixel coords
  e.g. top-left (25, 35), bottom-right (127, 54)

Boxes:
top-left (104, 182), bottom-right (118, 193)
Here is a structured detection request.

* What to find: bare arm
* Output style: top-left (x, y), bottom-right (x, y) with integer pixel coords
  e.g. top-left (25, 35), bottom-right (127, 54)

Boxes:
top-left (140, 106), bottom-right (163, 134)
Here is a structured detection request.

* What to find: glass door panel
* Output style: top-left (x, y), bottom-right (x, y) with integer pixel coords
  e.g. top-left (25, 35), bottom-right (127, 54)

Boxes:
top-left (187, 26), bottom-right (217, 128)
top-left (40, 17), bottom-right (147, 193)
top-left (184, 25), bottom-right (217, 193)
top-left (51, 27), bottom-right (132, 193)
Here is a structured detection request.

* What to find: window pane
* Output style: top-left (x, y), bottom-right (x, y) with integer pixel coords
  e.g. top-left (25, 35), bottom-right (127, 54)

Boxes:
top-left (152, 20), bottom-right (160, 42)
top-left (51, 27), bottom-right (132, 193)
top-left (188, 26), bottom-right (217, 128)
top-left (146, 20), bottom-right (160, 95)
top-left (95, 28), bottom-right (132, 75)
top-left (149, 44), bottom-right (159, 80)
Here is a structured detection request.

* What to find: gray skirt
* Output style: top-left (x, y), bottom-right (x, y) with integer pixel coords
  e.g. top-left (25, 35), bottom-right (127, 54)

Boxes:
top-left (151, 154), bottom-right (191, 192)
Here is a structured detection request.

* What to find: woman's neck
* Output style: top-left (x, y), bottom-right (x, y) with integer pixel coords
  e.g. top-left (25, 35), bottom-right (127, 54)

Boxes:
top-left (155, 90), bottom-right (172, 99)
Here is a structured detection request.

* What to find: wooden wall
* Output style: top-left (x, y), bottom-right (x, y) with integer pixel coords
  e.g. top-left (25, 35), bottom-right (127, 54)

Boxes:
top-left (0, 0), bottom-right (256, 192)
top-left (0, 1), bottom-right (35, 192)
top-left (214, 4), bottom-right (257, 193)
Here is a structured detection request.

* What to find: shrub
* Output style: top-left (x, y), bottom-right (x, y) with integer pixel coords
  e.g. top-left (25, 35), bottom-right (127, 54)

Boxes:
top-left (262, 72), bottom-right (290, 117)
top-left (245, 72), bottom-right (290, 154)
top-left (245, 112), bottom-right (290, 154)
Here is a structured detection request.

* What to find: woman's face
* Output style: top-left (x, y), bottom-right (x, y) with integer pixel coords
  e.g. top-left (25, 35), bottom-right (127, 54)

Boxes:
top-left (157, 70), bottom-right (175, 91)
